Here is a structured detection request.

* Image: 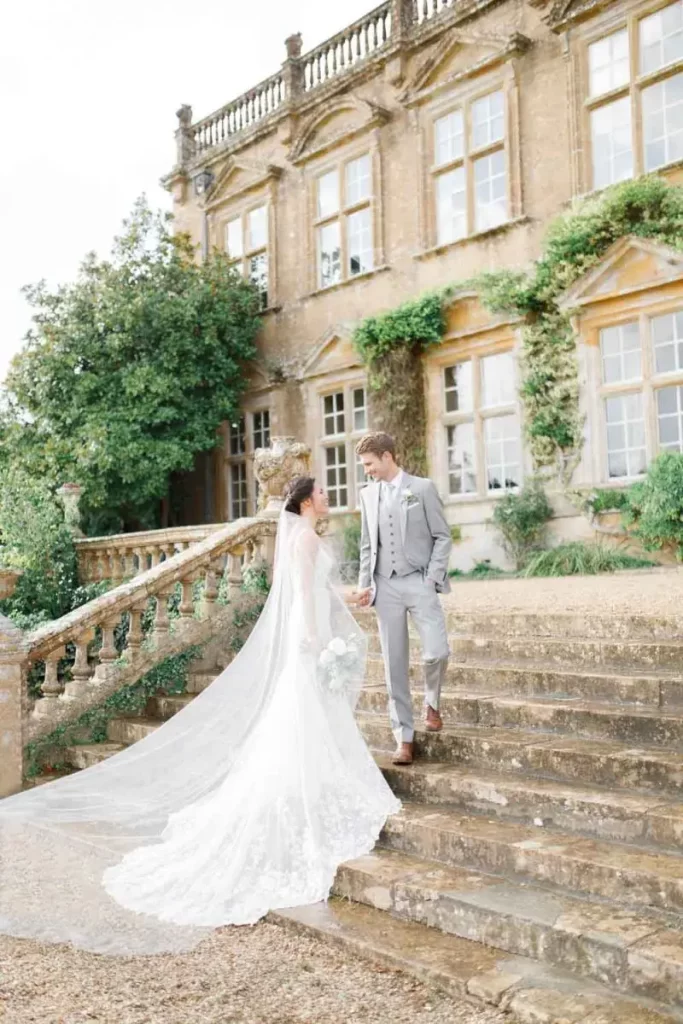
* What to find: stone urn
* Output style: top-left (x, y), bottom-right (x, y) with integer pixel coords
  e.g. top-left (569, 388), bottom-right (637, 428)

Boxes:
top-left (0, 569), bottom-right (22, 602)
top-left (254, 437), bottom-right (312, 519)
top-left (0, 569), bottom-right (24, 646)
top-left (57, 482), bottom-right (84, 538)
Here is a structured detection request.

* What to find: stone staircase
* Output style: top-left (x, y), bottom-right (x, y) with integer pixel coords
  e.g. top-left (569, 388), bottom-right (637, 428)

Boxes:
top-left (40, 595), bottom-right (683, 1024)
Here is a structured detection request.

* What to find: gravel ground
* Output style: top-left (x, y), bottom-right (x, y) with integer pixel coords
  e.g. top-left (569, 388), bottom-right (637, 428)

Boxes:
top-left (0, 921), bottom-right (506, 1024)
top-left (443, 566), bottom-right (683, 617)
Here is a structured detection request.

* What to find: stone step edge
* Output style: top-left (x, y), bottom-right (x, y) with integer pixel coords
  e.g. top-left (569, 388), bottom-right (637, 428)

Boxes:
top-left (334, 848), bottom-right (683, 1007)
top-left (270, 901), bottom-right (682, 1024)
top-left (365, 654), bottom-right (683, 684)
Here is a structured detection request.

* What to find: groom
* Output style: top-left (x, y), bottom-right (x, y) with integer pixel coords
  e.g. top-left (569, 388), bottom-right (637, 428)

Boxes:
top-left (355, 432), bottom-right (451, 766)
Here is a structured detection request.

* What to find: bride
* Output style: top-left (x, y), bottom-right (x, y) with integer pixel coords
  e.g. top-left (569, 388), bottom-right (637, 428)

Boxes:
top-left (0, 476), bottom-right (400, 955)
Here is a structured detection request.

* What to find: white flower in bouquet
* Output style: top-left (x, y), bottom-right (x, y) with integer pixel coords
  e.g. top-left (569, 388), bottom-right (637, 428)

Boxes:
top-left (318, 633), bottom-right (364, 694)
top-left (328, 637), bottom-right (348, 656)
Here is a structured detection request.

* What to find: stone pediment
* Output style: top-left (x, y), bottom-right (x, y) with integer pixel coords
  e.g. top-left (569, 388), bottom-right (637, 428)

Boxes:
top-left (203, 157), bottom-right (282, 211)
top-left (289, 98), bottom-right (390, 165)
top-left (402, 30), bottom-right (531, 104)
top-left (300, 325), bottom-right (362, 379)
top-left (546, 0), bottom-right (602, 31)
top-left (558, 236), bottom-right (683, 310)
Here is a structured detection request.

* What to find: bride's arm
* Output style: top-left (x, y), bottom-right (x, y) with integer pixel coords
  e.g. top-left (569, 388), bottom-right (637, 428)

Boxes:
top-left (292, 528), bottom-right (321, 652)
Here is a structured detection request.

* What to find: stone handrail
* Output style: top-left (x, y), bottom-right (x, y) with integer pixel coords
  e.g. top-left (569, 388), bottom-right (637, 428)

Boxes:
top-left (22, 516), bottom-right (276, 745)
top-left (192, 71), bottom-right (287, 156)
top-left (302, 3), bottom-right (392, 92)
top-left (75, 523), bottom-right (226, 583)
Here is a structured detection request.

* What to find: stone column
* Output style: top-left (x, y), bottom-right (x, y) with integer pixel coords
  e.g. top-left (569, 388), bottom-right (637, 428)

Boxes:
top-left (387, 0), bottom-right (414, 83)
top-left (254, 437), bottom-right (312, 519)
top-left (282, 33), bottom-right (304, 103)
top-left (0, 572), bottom-right (26, 796)
top-left (175, 104), bottom-right (195, 167)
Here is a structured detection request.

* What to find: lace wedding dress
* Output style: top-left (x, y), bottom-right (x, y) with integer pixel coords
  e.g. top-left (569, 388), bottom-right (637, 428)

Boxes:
top-left (0, 512), bottom-right (399, 954)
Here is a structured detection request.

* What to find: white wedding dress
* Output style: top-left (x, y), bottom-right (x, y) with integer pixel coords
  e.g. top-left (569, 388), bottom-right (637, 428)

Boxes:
top-left (0, 511), bottom-right (399, 954)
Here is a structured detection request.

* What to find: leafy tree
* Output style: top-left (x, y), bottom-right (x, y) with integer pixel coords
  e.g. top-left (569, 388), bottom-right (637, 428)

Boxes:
top-left (3, 198), bottom-right (261, 532)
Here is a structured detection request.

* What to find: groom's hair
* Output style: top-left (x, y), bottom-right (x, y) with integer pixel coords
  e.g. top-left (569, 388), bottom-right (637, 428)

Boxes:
top-left (355, 432), bottom-right (397, 460)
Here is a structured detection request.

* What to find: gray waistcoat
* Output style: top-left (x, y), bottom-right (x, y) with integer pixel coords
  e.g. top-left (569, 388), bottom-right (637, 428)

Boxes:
top-left (376, 485), bottom-right (415, 579)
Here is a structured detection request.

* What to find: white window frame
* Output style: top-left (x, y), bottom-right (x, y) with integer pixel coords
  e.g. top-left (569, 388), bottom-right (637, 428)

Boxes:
top-left (225, 407), bottom-right (271, 519)
top-left (313, 153), bottom-right (375, 290)
top-left (224, 201), bottom-right (270, 310)
top-left (319, 382), bottom-right (370, 511)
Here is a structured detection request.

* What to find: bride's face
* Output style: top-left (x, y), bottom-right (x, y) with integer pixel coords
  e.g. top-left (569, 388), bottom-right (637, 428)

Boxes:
top-left (308, 485), bottom-right (329, 517)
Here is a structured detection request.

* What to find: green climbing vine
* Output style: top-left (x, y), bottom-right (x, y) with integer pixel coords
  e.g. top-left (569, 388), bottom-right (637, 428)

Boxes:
top-left (353, 176), bottom-right (683, 479)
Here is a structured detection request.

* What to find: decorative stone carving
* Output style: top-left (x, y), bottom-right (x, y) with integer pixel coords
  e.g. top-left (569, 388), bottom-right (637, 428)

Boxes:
top-left (57, 483), bottom-right (84, 538)
top-left (254, 437), bottom-right (312, 518)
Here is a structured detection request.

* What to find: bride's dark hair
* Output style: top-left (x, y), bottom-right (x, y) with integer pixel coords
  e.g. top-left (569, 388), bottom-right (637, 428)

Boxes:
top-left (283, 476), bottom-right (316, 515)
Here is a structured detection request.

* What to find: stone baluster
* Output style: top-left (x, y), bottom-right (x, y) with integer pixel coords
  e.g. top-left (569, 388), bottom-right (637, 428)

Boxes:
top-left (94, 616), bottom-right (120, 681)
top-left (227, 551), bottom-right (243, 599)
top-left (150, 546), bottom-right (162, 569)
top-left (96, 551), bottom-right (108, 581)
top-left (178, 578), bottom-right (196, 620)
top-left (202, 563), bottom-right (220, 618)
top-left (162, 544), bottom-right (176, 564)
top-left (123, 548), bottom-right (136, 578)
top-left (132, 548), bottom-right (144, 576)
top-left (38, 649), bottom-right (65, 705)
top-left (111, 548), bottom-right (125, 583)
top-left (125, 603), bottom-right (146, 657)
top-left (152, 590), bottom-right (172, 641)
top-left (65, 629), bottom-right (95, 698)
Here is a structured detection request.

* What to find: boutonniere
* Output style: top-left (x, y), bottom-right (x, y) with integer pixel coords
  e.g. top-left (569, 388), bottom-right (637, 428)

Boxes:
top-left (401, 488), bottom-right (420, 509)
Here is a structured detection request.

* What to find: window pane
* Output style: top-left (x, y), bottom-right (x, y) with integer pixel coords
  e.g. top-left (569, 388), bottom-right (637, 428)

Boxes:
top-left (657, 384), bottom-right (683, 451)
top-left (640, 1), bottom-right (683, 74)
top-left (318, 221), bottom-right (341, 289)
top-left (599, 322), bottom-right (641, 383)
top-left (435, 109), bottom-right (464, 165)
top-left (588, 29), bottom-right (630, 97)
top-left (323, 392), bottom-right (345, 435)
top-left (347, 208), bottom-right (373, 276)
top-left (317, 170), bottom-right (339, 218)
top-left (229, 416), bottom-right (246, 456)
top-left (444, 362), bottom-right (473, 413)
top-left (605, 393), bottom-right (646, 477)
top-left (248, 206), bottom-right (268, 250)
top-left (591, 97), bottom-right (633, 188)
top-left (230, 462), bottom-right (248, 519)
top-left (226, 218), bottom-right (243, 259)
top-left (652, 310), bottom-right (683, 373)
top-left (474, 150), bottom-right (507, 232)
top-left (447, 422), bottom-right (477, 495)
top-left (481, 351), bottom-right (515, 408)
top-left (249, 253), bottom-right (268, 311)
top-left (353, 387), bottom-right (367, 431)
top-left (471, 90), bottom-right (505, 149)
top-left (485, 414), bottom-right (520, 491)
top-left (346, 154), bottom-right (371, 206)
top-left (436, 167), bottom-right (466, 244)
top-left (356, 457), bottom-right (367, 504)
top-left (643, 73), bottom-right (683, 171)
top-left (325, 444), bottom-right (348, 509)
top-left (253, 409), bottom-right (270, 450)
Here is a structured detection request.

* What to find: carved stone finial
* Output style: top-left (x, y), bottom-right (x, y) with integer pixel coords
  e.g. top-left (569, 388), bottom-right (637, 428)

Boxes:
top-left (176, 104), bottom-right (193, 127)
top-left (57, 483), bottom-right (84, 538)
top-left (285, 33), bottom-right (303, 60)
top-left (254, 437), bottom-right (312, 519)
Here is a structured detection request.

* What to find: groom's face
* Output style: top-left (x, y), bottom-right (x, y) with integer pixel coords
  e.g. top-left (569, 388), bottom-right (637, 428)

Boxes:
top-left (359, 451), bottom-right (395, 482)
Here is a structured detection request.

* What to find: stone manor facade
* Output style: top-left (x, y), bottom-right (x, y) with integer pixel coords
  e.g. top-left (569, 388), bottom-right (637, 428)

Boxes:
top-left (166, 0), bottom-right (683, 568)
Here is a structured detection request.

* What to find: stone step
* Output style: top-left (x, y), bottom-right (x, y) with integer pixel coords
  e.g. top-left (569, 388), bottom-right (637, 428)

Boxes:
top-left (273, 899), bottom-right (682, 1024)
top-left (381, 804), bottom-right (683, 914)
top-left (378, 758), bottom-right (683, 849)
top-left (354, 607), bottom-right (683, 643)
top-left (364, 655), bottom-right (683, 707)
top-left (106, 717), bottom-right (162, 746)
top-left (333, 847), bottom-right (683, 1008)
top-left (360, 687), bottom-right (683, 748)
top-left (186, 671), bottom-right (218, 695)
top-left (146, 693), bottom-right (194, 720)
top-left (357, 715), bottom-right (683, 797)
top-left (23, 770), bottom-right (75, 788)
top-left (366, 633), bottom-right (683, 673)
top-left (63, 742), bottom-right (126, 770)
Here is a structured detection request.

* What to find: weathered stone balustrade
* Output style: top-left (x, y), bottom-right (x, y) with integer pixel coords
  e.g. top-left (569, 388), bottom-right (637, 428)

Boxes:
top-left (175, 0), bottom-right (463, 164)
top-left (21, 516), bottom-right (276, 749)
top-left (75, 523), bottom-right (226, 583)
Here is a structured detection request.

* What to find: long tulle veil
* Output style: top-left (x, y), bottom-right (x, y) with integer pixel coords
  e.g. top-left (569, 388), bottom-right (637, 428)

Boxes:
top-left (0, 511), bottom-right (367, 954)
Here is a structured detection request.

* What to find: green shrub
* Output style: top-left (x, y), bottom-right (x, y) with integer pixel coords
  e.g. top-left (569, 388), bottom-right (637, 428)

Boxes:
top-left (584, 488), bottom-right (631, 515)
top-left (520, 542), bottom-right (655, 577)
top-left (338, 514), bottom-right (362, 582)
top-left (622, 451), bottom-right (683, 555)
top-left (491, 481), bottom-right (553, 570)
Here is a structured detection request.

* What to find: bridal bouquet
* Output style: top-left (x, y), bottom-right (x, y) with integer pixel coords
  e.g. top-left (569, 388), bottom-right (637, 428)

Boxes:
top-left (318, 634), bottom-right (364, 694)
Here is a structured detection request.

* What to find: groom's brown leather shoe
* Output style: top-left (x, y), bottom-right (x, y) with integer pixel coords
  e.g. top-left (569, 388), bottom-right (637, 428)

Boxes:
top-left (425, 706), bottom-right (443, 732)
top-left (392, 742), bottom-right (414, 766)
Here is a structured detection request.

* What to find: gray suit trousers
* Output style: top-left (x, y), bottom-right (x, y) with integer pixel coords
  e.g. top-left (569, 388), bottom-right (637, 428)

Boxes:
top-left (374, 571), bottom-right (450, 744)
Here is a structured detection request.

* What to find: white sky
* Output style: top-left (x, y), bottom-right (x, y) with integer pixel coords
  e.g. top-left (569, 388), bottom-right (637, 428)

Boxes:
top-left (1, 0), bottom-right (375, 384)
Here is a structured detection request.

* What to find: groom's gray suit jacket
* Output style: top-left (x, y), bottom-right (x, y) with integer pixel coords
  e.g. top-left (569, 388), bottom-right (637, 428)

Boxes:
top-left (358, 474), bottom-right (452, 605)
